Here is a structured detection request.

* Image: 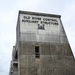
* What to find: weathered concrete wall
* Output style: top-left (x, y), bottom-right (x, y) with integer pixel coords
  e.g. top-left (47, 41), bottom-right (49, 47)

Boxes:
top-left (18, 42), bottom-right (75, 75)
top-left (15, 11), bottom-right (75, 75)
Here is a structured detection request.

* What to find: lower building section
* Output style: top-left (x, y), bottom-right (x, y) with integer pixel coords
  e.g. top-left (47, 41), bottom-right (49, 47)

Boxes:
top-left (17, 42), bottom-right (75, 75)
top-left (19, 56), bottom-right (75, 75)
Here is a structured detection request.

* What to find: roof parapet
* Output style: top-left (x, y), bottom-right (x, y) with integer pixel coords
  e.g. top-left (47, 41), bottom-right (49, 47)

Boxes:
top-left (19, 10), bottom-right (61, 18)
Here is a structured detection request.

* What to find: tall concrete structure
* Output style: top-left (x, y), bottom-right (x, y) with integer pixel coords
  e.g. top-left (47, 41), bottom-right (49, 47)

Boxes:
top-left (9, 11), bottom-right (75, 75)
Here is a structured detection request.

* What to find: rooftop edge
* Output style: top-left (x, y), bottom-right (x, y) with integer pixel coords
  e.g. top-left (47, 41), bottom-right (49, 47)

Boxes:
top-left (19, 10), bottom-right (61, 18)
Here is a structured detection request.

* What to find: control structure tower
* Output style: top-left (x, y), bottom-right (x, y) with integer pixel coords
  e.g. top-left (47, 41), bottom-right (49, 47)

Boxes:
top-left (9, 11), bottom-right (75, 75)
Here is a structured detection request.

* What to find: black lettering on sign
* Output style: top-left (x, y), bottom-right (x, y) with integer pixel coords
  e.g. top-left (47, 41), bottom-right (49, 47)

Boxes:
top-left (22, 16), bottom-right (59, 25)
top-left (32, 17), bottom-right (41, 20)
top-left (23, 16), bottom-right (30, 19)
top-left (43, 18), bottom-right (58, 22)
top-left (22, 20), bottom-right (39, 23)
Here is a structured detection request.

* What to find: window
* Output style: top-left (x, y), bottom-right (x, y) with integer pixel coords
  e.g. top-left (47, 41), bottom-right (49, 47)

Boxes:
top-left (35, 46), bottom-right (40, 58)
top-left (14, 51), bottom-right (18, 60)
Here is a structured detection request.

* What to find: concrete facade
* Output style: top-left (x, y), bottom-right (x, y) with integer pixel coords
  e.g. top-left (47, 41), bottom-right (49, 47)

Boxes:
top-left (9, 11), bottom-right (75, 75)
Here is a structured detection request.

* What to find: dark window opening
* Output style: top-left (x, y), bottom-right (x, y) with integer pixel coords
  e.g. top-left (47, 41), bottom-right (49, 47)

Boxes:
top-left (13, 63), bottom-right (18, 71)
top-left (14, 51), bottom-right (18, 60)
top-left (35, 46), bottom-right (40, 58)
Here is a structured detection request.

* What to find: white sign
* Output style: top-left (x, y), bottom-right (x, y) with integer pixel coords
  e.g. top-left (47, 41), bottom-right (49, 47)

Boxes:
top-left (21, 15), bottom-right (59, 25)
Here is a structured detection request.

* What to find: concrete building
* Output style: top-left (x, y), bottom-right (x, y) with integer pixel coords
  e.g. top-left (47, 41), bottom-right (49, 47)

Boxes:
top-left (9, 10), bottom-right (75, 75)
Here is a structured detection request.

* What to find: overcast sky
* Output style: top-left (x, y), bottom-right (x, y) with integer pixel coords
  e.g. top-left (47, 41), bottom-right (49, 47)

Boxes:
top-left (0, 0), bottom-right (75, 75)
